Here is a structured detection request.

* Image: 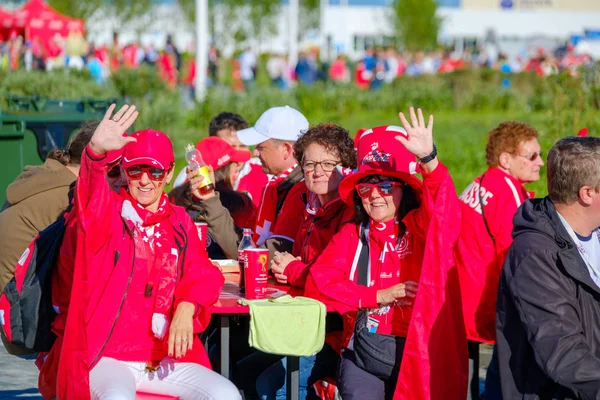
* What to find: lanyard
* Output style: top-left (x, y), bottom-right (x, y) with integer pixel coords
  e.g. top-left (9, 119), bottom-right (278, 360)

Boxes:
top-left (557, 213), bottom-right (600, 285)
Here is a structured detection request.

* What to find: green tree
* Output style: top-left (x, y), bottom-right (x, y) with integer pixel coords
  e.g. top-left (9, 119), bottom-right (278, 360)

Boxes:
top-left (176, 0), bottom-right (280, 51)
top-left (300, 0), bottom-right (320, 33)
top-left (390, 0), bottom-right (441, 51)
top-left (48, 0), bottom-right (102, 20)
top-left (49, 0), bottom-right (153, 24)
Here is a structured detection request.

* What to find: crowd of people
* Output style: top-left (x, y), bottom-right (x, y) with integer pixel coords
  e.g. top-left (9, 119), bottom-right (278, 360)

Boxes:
top-left (224, 44), bottom-right (597, 91)
top-left (0, 31), bottom-right (198, 87)
top-left (0, 100), bottom-right (599, 400)
top-left (2, 27), bottom-right (596, 91)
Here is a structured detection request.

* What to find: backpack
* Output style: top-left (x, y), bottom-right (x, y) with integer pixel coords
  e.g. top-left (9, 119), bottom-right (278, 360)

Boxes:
top-left (0, 214), bottom-right (66, 355)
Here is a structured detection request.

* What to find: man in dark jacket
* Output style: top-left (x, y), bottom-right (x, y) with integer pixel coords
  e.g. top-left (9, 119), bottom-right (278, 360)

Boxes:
top-left (497, 135), bottom-right (600, 399)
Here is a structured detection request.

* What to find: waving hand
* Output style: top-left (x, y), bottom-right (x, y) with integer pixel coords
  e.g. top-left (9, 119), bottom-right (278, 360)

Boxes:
top-left (90, 104), bottom-right (139, 155)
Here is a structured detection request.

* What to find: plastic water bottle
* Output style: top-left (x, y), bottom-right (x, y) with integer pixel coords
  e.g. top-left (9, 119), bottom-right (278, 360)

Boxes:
top-left (238, 228), bottom-right (256, 295)
top-left (184, 143), bottom-right (214, 195)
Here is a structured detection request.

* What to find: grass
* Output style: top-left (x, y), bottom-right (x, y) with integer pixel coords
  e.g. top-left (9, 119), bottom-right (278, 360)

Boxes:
top-left (169, 110), bottom-right (572, 197)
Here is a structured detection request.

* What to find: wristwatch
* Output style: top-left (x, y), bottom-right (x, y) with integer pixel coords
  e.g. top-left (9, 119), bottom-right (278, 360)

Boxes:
top-left (418, 144), bottom-right (437, 164)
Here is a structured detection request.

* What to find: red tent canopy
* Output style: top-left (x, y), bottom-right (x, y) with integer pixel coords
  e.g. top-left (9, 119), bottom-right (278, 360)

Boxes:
top-left (0, 7), bottom-right (15, 40)
top-left (11, 0), bottom-right (85, 41)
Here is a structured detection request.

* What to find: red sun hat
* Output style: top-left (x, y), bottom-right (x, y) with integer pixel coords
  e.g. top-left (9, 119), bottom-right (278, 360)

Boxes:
top-left (122, 129), bottom-right (174, 170)
top-left (354, 128), bottom-right (367, 150)
top-left (196, 136), bottom-right (251, 169)
top-left (338, 125), bottom-right (423, 206)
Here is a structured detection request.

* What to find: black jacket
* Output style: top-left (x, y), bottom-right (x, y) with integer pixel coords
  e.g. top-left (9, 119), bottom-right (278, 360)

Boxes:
top-left (497, 197), bottom-right (600, 400)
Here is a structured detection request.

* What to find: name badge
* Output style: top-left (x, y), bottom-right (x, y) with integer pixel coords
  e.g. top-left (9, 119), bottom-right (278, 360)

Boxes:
top-left (366, 316), bottom-right (379, 333)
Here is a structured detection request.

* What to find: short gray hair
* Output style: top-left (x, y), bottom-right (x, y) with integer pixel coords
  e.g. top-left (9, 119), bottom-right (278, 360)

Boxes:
top-left (547, 136), bottom-right (600, 204)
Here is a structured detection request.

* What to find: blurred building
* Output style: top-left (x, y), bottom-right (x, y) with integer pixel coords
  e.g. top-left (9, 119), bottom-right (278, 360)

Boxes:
top-left (319, 0), bottom-right (600, 60)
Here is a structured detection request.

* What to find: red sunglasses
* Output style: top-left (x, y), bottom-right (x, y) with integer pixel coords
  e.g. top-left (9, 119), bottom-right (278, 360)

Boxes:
top-left (125, 165), bottom-right (167, 181)
top-left (355, 181), bottom-right (403, 199)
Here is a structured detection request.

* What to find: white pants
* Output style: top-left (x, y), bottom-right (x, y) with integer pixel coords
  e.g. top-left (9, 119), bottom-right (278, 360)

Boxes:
top-left (90, 357), bottom-right (241, 400)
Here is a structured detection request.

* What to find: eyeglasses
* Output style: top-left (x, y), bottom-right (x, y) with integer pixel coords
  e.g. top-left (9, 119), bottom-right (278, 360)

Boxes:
top-left (125, 165), bottom-right (167, 181)
top-left (516, 151), bottom-right (543, 162)
top-left (302, 160), bottom-right (341, 172)
top-left (355, 181), bottom-right (404, 199)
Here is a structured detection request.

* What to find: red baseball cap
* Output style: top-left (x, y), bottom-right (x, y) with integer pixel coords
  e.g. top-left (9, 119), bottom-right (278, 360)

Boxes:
top-left (122, 129), bottom-right (174, 170)
top-left (196, 137), bottom-right (251, 169)
top-left (338, 125), bottom-right (423, 206)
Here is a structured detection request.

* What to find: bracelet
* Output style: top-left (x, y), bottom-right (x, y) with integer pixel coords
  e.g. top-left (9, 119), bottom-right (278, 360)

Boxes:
top-left (418, 144), bottom-right (437, 164)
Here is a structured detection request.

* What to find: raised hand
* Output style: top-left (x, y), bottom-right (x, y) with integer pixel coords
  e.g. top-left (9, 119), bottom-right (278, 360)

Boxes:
top-left (90, 104), bottom-right (139, 155)
top-left (396, 107), bottom-right (434, 160)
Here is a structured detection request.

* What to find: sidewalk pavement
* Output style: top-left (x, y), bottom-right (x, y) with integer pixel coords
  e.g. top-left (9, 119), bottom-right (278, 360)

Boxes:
top-left (0, 344), bottom-right (42, 399)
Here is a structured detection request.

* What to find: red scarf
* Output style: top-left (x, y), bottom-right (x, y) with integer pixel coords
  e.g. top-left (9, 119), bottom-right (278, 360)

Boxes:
top-left (363, 219), bottom-right (404, 335)
top-left (253, 164), bottom-right (297, 245)
top-left (121, 191), bottom-right (179, 316)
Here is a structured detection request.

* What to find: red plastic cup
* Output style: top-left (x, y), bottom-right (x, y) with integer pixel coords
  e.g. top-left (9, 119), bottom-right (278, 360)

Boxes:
top-left (194, 222), bottom-right (208, 249)
top-left (244, 248), bottom-right (269, 299)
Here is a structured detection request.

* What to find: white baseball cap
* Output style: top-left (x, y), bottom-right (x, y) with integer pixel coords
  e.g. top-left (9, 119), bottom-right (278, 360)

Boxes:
top-left (236, 106), bottom-right (309, 146)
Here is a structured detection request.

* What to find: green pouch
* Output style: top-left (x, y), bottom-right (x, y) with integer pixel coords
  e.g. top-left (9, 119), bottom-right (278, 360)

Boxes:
top-left (239, 295), bottom-right (326, 357)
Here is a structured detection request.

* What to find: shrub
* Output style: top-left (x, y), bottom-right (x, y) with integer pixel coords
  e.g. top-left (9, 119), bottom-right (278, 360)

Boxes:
top-left (0, 69), bottom-right (118, 105)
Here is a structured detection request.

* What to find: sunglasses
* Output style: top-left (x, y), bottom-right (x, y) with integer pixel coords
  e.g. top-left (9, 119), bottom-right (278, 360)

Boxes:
top-left (516, 151), bottom-right (543, 162)
top-left (125, 165), bottom-right (167, 181)
top-left (105, 163), bottom-right (121, 178)
top-left (355, 181), bottom-right (403, 199)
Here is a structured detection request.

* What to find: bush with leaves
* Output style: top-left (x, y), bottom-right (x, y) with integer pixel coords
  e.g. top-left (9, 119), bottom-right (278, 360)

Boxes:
top-left (0, 69), bottom-right (118, 106)
top-left (110, 65), bottom-right (169, 101)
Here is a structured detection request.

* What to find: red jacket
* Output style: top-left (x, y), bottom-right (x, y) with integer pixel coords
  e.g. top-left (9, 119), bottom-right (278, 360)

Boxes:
top-left (36, 208), bottom-right (78, 399)
top-left (307, 163), bottom-right (468, 399)
top-left (455, 167), bottom-right (532, 343)
top-left (285, 194), bottom-right (354, 355)
top-left (286, 195), bottom-right (354, 289)
top-left (50, 146), bottom-right (224, 399)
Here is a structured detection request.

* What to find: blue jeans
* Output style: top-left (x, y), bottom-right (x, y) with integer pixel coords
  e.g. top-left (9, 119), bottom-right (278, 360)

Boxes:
top-left (255, 343), bottom-right (339, 400)
top-left (483, 345), bottom-right (503, 400)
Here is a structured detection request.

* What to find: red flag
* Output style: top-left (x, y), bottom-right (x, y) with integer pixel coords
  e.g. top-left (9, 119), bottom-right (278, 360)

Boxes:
top-left (394, 169), bottom-right (468, 399)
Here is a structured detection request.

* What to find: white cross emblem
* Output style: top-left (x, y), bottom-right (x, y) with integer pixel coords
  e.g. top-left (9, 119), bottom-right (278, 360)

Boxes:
top-left (255, 220), bottom-right (273, 246)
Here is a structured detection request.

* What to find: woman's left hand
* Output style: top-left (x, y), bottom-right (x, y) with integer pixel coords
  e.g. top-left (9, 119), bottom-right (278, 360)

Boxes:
top-left (396, 107), bottom-right (434, 160)
top-left (168, 301), bottom-right (195, 359)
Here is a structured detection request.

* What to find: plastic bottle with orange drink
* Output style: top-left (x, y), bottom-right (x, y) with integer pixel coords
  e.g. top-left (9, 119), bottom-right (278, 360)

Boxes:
top-left (184, 143), bottom-right (215, 195)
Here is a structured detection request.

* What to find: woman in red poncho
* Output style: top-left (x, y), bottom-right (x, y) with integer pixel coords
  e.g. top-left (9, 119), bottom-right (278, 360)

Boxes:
top-left (308, 108), bottom-right (467, 400)
top-left (53, 104), bottom-right (240, 399)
